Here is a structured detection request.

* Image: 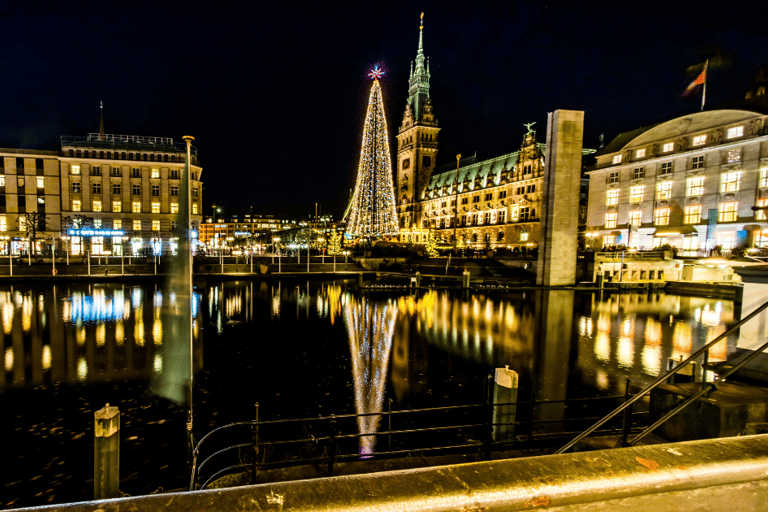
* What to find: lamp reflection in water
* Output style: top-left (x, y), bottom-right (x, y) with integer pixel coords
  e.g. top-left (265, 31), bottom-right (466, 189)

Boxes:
top-left (343, 296), bottom-right (397, 457)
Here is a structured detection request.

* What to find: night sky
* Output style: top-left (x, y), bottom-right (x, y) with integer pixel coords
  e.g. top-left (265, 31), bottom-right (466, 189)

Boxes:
top-left (2, 1), bottom-right (768, 217)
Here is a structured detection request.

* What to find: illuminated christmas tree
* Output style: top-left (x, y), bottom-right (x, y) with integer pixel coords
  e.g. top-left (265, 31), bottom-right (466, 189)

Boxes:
top-left (327, 230), bottom-right (343, 255)
top-left (346, 66), bottom-right (399, 236)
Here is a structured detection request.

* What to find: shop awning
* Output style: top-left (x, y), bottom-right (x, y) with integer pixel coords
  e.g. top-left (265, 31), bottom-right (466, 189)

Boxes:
top-left (651, 226), bottom-right (698, 236)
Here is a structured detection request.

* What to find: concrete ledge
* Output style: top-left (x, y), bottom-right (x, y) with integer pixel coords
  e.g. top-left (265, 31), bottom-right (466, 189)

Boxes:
top-left (665, 281), bottom-right (744, 302)
top-left (11, 435), bottom-right (768, 511)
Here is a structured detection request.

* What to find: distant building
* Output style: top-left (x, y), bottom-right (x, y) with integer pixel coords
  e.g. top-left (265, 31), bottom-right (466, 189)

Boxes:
top-left (59, 133), bottom-right (203, 256)
top-left (0, 132), bottom-right (203, 256)
top-left (586, 109), bottom-right (768, 255)
top-left (199, 207), bottom-right (296, 251)
top-left (395, 16), bottom-right (593, 250)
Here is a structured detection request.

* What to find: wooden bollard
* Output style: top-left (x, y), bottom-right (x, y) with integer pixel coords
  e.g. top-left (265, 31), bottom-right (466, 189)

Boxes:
top-left (94, 403), bottom-right (120, 500)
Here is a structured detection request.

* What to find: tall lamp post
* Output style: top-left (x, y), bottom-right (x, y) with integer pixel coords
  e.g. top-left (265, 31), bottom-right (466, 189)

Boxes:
top-left (452, 154), bottom-right (461, 249)
top-left (273, 237), bottom-right (281, 273)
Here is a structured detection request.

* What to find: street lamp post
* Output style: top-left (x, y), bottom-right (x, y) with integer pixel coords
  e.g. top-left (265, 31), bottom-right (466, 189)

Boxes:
top-left (273, 237), bottom-right (281, 273)
top-left (453, 154), bottom-right (461, 250)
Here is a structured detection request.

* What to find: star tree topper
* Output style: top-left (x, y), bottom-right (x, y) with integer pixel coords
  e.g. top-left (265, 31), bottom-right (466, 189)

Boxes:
top-left (368, 65), bottom-right (384, 80)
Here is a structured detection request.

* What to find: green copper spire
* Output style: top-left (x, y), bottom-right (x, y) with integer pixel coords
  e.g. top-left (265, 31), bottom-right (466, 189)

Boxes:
top-left (407, 12), bottom-right (431, 122)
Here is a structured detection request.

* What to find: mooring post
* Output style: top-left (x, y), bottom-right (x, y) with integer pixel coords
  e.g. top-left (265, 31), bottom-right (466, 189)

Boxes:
top-left (462, 268), bottom-right (470, 288)
top-left (492, 366), bottom-right (518, 443)
top-left (415, 271), bottom-right (421, 288)
top-left (94, 403), bottom-right (120, 500)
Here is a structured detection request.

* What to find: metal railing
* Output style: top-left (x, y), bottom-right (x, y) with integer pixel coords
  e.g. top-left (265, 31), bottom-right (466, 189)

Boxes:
top-left (189, 380), bottom-right (648, 491)
top-left (557, 296), bottom-right (768, 453)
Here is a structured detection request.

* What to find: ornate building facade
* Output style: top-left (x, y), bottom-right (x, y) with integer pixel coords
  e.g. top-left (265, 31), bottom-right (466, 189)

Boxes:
top-left (586, 109), bottom-right (768, 255)
top-left (395, 18), bottom-right (591, 250)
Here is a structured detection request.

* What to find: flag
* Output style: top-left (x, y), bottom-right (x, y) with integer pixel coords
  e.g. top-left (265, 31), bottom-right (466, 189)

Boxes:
top-left (683, 69), bottom-right (706, 96)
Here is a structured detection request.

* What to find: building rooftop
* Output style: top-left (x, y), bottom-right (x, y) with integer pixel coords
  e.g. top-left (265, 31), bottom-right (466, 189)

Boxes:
top-left (61, 133), bottom-right (198, 157)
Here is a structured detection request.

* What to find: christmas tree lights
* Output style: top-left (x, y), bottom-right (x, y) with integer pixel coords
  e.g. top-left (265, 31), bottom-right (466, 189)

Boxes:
top-left (346, 69), bottom-right (399, 236)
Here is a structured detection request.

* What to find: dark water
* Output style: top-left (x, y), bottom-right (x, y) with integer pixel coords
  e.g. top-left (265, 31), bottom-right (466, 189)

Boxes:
top-left (0, 280), bottom-right (736, 508)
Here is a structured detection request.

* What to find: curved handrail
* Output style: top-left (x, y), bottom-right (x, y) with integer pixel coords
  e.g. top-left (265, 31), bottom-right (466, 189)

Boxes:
top-left (556, 296), bottom-right (768, 453)
top-left (200, 463), bottom-right (251, 491)
top-left (193, 421), bottom-right (251, 455)
top-left (197, 443), bottom-right (251, 476)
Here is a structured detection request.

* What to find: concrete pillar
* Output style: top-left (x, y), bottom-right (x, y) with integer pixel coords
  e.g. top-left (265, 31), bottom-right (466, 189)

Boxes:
top-left (492, 366), bottom-right (518, 442)
top-left (462, 269), bottom-right (470, 288)
top-left (537, 110), bottom-right (585, 286)
top-left (94, 403), bottom-right (120, 500)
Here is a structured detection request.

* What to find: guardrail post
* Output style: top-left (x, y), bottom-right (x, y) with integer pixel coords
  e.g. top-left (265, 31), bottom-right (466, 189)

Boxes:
top-left (387, 398), bottom-right (393, 453)
top-left (621, 379), bottom-right (632, 447)
top-left (492, 366), bottom-right (518, 443)
top-left (701, 349), bottom-right (709, 390)
top-left (328, 415), bottom-right (336, 477)
top-left (483, 373), bottom-right (493, 460)
top-left (251, 402), bottom-right (259, 484)
top-left (94, 403), bottom-right (120, 500)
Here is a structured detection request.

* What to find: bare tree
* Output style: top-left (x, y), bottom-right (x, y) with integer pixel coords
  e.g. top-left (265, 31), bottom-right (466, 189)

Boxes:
top-left (18, 212), bottom-right (48, 256)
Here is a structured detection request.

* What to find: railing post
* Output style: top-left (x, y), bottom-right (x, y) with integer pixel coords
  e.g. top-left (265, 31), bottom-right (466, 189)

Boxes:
top-left (701, 349), bottom-right (710, 390)
top-left (528, 381), bottom-right (536, 445)
top-left (251, 402), bottom-right (259, 485)
top-left (621, 379), bottom-right (632, 447)
top-left (387, 398), bottom-right (392, 453)
top-left (328, 414), bottom-right (336, 477)
top-left (483, 373), bottom-right (493, 460)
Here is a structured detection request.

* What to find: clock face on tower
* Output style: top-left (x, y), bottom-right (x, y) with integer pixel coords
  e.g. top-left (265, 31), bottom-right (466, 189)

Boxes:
top-left (402, 158), bottom-right (410, 170)
top-left (422, 156), bottom-right (431, 168)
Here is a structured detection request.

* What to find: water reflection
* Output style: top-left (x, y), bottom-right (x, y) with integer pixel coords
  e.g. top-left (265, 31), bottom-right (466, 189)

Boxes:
top-left (0, 284), bottom-right (201, 387)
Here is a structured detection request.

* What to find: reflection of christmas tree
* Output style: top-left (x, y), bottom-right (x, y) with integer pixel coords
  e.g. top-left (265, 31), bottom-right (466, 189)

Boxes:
top-left (346, 67), bottom-right (399, 236)
top-left (343, 296), bottom-right (397, 456)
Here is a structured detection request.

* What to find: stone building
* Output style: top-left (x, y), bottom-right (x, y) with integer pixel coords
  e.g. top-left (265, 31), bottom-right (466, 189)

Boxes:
top-left (0, 132), bottom-right (203, 256)
top-left (586, 109), bottom-right (768, 255)
top-left (59, 133), bottom-right (203, 256)
top-left (395, 17), bottom-right (592, 250)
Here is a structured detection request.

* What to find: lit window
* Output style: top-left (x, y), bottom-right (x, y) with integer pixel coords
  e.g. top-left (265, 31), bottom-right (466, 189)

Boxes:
top-left (635, 149), bottom-right (646, 158)
top-left (0, 177), bottom-right (4, 187)
top-left (113, 219), bottom-right (122, 230)
top-left (660, 162), bottom-right (673, 175)
top-left (718, 201), bottom-right (738, 222)
top-left (656, 182), bottom-right (672, 200)
top-left (71, 164), bottom-right (80, 175)
top-left (761, 168), bottom-right (768, 188)
top-left (630, 186), bottom-right (644, 203)
top-left (18, 217), bottom-right (26, 231)
top-left (692, 135), bottom-right (707, 146)
top-left (192, 203), bottom-right (198, 215)
top-left (727, 126), bottom-right (744, 139)
top-left (72, 200), bottom-right (81, 212)
top-left (755, 199), bottom-right (768, 221)
top-left (629, 211), bottom-right (642, 226)
top-left (606, 189), bottom-right (620, 206)
top-left (720, 171), bottom-right (742, 193)
top-left (37, 177), bottom-right (44, 188)
top-left (0, 215), bottom-right (6, 231)
top-left (716, 231), bottom-right (737, 250)
top-left (520, 231), bottom-right (529, 241)
top-left (691, 156), bottom-right (705, 169)
top-left (171, 203), bottom-right (179, 214)
top-left (133, 220), bottom-right (142, 231)
top-left (612, 154), bottom-right (623, 164)
top-left (654, 208), bottom-right (670, 225)
top-left (727, 149), bottom-right (741, 164)
top-left (152, 202), bottom-right (160, 213)
top-left (686, 177), bottom-right (704, 196)
top-left (93, 200), bottom-right (102, 212)
top-left (632, 168), bottom-right (644, 179)
top-left (756, 230), bottom-right (768, 248)
top-left (151, 168), bottom-right (160, 179)
top-left (112, 201), bottom-right (121, 212)
top-left (132, 201), bottom-right (141, 213)
top-left (94, 219), bottom-right (102, 228)
top-left (603, 235), bottom-right (616, 246)
top-left (662, 142), bottom-right (674, 152)
top-left (684, 205), bottom-right (701, 224)
top-left (605, 212), bottom-right (618, 228)
top-left (152, 220), bottom-right (161, 231)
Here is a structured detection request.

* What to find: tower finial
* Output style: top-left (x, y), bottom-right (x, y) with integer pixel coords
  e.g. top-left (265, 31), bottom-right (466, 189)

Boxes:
top-left (418, 13), bottom-right (424, 53)
top-left (98, 101), bottom-right (105, 136)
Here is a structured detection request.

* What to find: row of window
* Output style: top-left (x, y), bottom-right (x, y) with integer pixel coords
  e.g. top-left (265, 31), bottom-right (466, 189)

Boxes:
top-left (71, 200), bottom-right (199, 215)
top-left (606, 169), bottom-right (768, 205)
top-left (0, 176), bottom-right (46, 188)
top-left (609, 153), bottom-right (744, 183)
top-left (604, 200), bottom-right (764, 228)
top-left (71, 181), bottom-right (198, 197)
top-left (69, 164), bottom-right (196, 180)
top-left (66, 149), bottom-right (184, 163)
top-left (602, 230), bottom-right (768, 252)
top-left (426, 207), bottom-right (539, 228)
top-left (611, 125), bottom-right (746, 164)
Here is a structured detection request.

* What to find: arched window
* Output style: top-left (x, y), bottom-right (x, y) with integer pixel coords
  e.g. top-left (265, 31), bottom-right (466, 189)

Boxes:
top-left (472, 233), bottom-right (478, 242)
top-left (497, 232), bottom-right (504, 241)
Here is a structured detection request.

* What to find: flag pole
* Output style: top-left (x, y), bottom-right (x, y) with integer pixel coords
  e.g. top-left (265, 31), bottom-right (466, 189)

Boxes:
top-left (701, 59), bottom-right (709, 111)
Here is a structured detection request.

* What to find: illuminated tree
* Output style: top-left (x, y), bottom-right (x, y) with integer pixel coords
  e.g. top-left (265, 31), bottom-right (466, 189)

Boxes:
top-left (327, 230), bottom-right (343, 256)
top-left (346, 66), bottom-right (399, 236)
top-left (18, 212), bottom-right (47, 255)
top-left (424, 231), bottom-right (439, 257)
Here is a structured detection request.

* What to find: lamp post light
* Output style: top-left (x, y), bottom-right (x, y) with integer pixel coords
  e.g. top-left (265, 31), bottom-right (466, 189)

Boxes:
top-left (343, 250), bottom-right (350, 264)
top-left (273, 237), bottom-right (281, 273)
